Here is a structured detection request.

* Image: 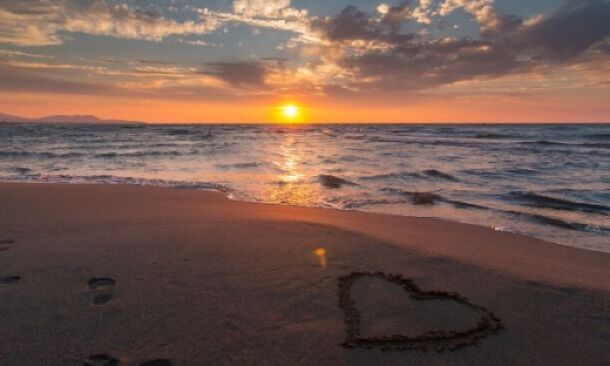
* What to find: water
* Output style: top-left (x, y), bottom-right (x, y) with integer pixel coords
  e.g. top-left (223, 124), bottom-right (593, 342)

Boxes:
top-left (1, 123), bottom-right (609, 252)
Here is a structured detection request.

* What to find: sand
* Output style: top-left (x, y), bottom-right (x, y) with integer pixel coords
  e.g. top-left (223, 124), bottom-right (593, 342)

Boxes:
top-left (0, 182), bottom-right (608, 365)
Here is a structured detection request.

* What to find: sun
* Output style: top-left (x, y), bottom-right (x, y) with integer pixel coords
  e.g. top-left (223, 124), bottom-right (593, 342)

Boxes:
top-left (282, 104), bottom-right (299, 119)
top-left (274, 103), bottom-right (305, 123)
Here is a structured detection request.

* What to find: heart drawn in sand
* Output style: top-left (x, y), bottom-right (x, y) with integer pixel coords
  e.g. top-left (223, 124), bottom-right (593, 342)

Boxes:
top-left (338, 272), bottom-right (503, 352)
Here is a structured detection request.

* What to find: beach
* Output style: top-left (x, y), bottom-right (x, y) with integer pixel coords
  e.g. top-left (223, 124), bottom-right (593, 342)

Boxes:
top-left (0, 182), bottom-right (609, 365)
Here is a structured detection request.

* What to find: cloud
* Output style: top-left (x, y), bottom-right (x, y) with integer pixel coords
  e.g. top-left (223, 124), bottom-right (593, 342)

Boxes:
top-left (0, 62), bottom-right (113, 94)
top-left (412, 0), bottom-right (435, 24)
top-left (377, 0), bottom-right (502, 27)
top-left (0, 49), bottom-right (54, 59)
top-left (438, 0), bottom-right (503, 30)
top-left (233, 0), bottom-right (291, 18)
top-left (379, 2), bottom-right (414, 27)
top-left (313, 6), bottom-right (387, 42)
top-left (310, 0), bottom-right (610, 94)
top-left (200, 61), bottom-right (268, 88)
top-left (0, 0), bottom-right (316, 48)
top-left (177, 39), bottom-right (215, 47)
top-left (0, 0), bottom-right (607, 102)
top-left (0, 0), bottom-right (220, 46)
top-left (518, 0), bottom-right (610, 61)
top-left (0, 58), bottom-right (250, 101)
top-left (376, 1), bottom-right (434, 25)
top-left (213, 0), bottom-right (314, 44)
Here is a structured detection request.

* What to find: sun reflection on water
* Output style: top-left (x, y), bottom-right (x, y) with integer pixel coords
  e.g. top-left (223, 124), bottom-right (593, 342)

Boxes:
top-left (258, 133), bottom-right (320, 206)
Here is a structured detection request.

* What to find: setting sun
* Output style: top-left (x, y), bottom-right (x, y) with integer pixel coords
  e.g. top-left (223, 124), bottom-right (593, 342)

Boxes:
top-left (282, 104), bottom-right (299, 119)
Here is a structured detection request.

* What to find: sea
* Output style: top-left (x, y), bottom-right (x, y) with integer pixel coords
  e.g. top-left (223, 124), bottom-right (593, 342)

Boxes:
top-left (1, 123), bottom-right (608, 253)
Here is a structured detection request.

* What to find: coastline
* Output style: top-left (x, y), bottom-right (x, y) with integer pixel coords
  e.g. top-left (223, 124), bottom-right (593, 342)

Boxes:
top-left (2, 181), bottom-right (607, 290)
top-left (1, 182), bottom-right (609, 365)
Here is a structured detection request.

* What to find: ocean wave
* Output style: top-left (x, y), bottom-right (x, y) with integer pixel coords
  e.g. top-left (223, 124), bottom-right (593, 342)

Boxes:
top-left (380, 187), bottom-right (608, 233)
top-left (164, 128), bottom-right (193, 136)
top-left (96, 152), bottom-right (118, 158)
top-left (461, 167), bottom-right (542, 179)
top-left (380, 188), bottom-right (443, 205)
top-left (12, 167), bottom-right (33, 174)
top-left (0, 151), bottom-right (31, 157)
top-left (443, 199), bottom-right (490, 210)
top-left (517, 141), bottom-right (610, 149)
top-left (324, 196), bottom-right (408, 209)
top-left (506, 210), bottom-right (610, 233)
top-left (504, 191), bottom-right (610, 215)
top-left (321, 154), bottom-right (365, 164)
top-left (521, 140), bottom-right (566, 146)
top-left (343, 134), bottom-right (368, 140)
top-left (361, 172), bottom-right (422, 181)
top-left (215, 162), bottom-right (278, 170)
top-left (361, 169), bottom-right (458, 182)
top-left (318, 174), bottom-right (358, 189)
top-left (463, 202), bottom-right (607, 233)
top-left (583, 133), bottom-right (610, 140)
top-left (368, 137), bottom-right (494, 149)
top-left (579, 142), bottom-right (610, 149)
top-left (423, 169), bottom-right (459, 181)
top-left (473, 133), bottom-right (514, 139)
top-left (0, 150), bottom-right (84, 158)
top-left (0, 174), bottom-right (229, 192)
top-left (94, 150), bottom-right (182, 158)
top-left (504, 168), bottom-right (538, 175)
top-left (381, 187), bottom-right (487, 208)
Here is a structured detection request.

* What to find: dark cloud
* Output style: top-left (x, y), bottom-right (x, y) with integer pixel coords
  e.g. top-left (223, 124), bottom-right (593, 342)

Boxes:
top-left (519, 0), bottom-right (610, 61)
top-left (380, 1), bottom-right (414, 28)
top-left (314, 0), bottom-right (610, 93)
top-left (0, 64), bottom-right (113, 95)
top-left (311, 4), bottom-right (418, 48)
top-left (0, 0), bottom-right (57, 15)
top-left (0, 62), bottom-right (273, 102)
top-left (312, 6), bottom-right (385, 42)
top-left (481, 14), bottom-right (523, 37)
top-left (200, 61), bottom-right (267, 88)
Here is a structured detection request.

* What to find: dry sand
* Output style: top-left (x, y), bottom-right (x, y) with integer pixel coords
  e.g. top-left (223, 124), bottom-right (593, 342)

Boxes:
top-left (0, 182), bottom-right (608, 365)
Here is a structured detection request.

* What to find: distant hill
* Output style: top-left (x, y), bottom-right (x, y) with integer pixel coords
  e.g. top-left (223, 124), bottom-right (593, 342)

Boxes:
top-left (0, 113), bottom-right (29, 123)
top-left (0, 113), bottom-right (145, 124)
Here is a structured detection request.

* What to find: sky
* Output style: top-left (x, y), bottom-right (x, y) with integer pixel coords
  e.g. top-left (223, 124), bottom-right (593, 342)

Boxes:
top-left (0, 0), bottom-right (608, 123)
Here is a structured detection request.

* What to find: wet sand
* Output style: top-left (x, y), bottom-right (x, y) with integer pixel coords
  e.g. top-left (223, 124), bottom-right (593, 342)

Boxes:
top-left (0, 182), bottom-right (608, 365)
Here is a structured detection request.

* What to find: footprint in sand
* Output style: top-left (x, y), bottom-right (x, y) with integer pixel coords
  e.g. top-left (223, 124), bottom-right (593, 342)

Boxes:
top-left (88, 278), bottom-right (116, 306)
top-left (0, 238), bottom-right (15, 251)
top-left (140, 359), bottom-right (172, 366)
top-left (0, 275), bottom-right (21, 284)
top-left (80, 355), bottom-right (171, 366)
top-left (84, 353), bottom-right (119, 366)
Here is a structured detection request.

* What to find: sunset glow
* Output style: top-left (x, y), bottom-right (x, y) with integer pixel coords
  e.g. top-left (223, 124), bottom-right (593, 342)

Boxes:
top-left (0, 0), bottom-right (607, 123)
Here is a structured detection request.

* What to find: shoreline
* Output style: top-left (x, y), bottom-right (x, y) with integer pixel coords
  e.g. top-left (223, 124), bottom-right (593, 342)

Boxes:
top-left (2, 177), bottom-right (608, 255)
top-left (1, 182), bottom-right (608, 291)
top-left (1, 182), bottom-right (609, 365)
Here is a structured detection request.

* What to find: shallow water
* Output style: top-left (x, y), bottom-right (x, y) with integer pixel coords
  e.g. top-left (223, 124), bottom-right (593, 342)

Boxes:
top-left (1, 123), bottom-right (608, 252)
